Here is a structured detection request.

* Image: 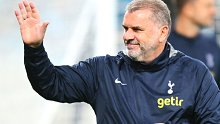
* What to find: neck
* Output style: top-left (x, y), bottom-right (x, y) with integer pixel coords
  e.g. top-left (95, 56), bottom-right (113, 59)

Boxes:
top-left (175, 15), bottom-right (200, 38)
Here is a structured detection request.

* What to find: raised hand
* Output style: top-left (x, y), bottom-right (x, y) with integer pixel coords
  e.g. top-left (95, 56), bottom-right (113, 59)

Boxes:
top-left (15, 0), bottom-right (50, 47)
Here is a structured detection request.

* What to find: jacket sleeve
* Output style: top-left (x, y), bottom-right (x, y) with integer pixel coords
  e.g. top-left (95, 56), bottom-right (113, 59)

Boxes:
top-left (194, 68), bottom-right (220, 123)
top-left (24, 42), bottom-right (102, 104)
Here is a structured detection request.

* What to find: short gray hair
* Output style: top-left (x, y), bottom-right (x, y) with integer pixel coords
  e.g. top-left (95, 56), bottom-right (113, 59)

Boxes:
top-left (126, 0), bottom-right (171, 33)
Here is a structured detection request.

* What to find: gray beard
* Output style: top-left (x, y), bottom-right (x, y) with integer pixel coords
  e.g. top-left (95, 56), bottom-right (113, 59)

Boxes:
top-left (124, 44), bottom-right (157, 62)
top-left (124, 48), bottom-right (145, 62)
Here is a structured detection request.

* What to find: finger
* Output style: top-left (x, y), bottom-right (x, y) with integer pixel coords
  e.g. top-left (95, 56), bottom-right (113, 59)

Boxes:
top-left (18, 2), bottom-right (27, 19)
top-left (29, 2), bottom-right (40, 20)
top-left (23, 0), bottom-right (32, 18)
top-left (15, 9), bottom-right (23, 25)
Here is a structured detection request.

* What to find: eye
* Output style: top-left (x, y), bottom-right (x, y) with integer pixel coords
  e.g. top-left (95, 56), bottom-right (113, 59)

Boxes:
top-left (133, 27), bottom-right (143, 32)
top-left (122, 25), bottom-right (128, 31)
top-left (133, 29), bottom-right (140, 32)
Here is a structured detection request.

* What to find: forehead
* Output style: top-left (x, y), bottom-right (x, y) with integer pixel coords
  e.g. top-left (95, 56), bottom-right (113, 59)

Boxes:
top-left (123, 9), bottom-right (154, 26)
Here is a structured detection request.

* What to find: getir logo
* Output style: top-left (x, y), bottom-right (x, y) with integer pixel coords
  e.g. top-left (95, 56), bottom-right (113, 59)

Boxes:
top-left (157, 96), bottom-right (184, 108)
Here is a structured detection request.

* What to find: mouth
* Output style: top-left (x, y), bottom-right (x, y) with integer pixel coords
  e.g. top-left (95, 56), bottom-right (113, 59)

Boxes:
top-left (125, 40), bottom-right (140, 47)
top-left (125, 41), bottom-right (140, 49)
top-left (126, 43), bottom-right (139, 48)
top-left (126, 43), bottom-right (140, 52)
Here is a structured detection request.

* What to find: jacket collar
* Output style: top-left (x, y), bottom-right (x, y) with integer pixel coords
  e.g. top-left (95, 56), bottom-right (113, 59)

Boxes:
top-left (117, 42), bottom-right (184, 72)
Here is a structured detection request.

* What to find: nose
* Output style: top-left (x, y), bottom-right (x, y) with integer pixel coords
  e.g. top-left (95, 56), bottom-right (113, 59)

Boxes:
top-left (123, 29), bottom-right (135, 41)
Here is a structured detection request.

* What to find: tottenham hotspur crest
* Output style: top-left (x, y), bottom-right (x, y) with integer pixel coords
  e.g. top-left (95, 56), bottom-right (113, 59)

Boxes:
top-left (168, 80), bottom-right (175, 94)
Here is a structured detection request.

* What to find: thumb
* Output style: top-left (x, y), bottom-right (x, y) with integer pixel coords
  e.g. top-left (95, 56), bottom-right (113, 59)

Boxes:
top-left (42, 21), bottom-right (50, 31)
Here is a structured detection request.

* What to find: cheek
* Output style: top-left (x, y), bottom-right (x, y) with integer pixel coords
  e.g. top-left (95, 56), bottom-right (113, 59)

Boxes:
top-left (195, 13), bottom-right (213, 25)
top-left (136, 33), bottom-right (148, 42)
top-left (195, 9), bottom-right (211, 20)
top-left (140, 31), bottom-right (158, 43)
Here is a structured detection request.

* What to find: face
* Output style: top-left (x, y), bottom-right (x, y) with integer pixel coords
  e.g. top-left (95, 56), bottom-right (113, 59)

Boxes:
top-left (122, 9), bottom-right (166, 63)
top-left (189, 0), bottom-right (216, 26)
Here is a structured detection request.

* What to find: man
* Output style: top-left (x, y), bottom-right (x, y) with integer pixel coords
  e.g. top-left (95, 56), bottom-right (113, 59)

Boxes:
top-left (15, 0), bottom-right (220, 123)
top-left (168, 0), bottom-right (220, 87)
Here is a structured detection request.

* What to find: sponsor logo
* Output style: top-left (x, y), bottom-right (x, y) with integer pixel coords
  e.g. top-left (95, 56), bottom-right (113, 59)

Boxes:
top-left (157, 81), bottom-right (184, 108)
top-left (157, 96), bottom-right (184, 108)
top-left (168, 80), bottom-right (175, 94)
top-left (115, 78), bottom-right (127, 85)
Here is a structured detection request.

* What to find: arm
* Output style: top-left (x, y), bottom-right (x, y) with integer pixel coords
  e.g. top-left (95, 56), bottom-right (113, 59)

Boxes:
top-left (16, 1), bottom-right (100, 103)
top-left (194, 69), bottom-right (220, 123)
top-left (24, 42), bottom-right (100, 103)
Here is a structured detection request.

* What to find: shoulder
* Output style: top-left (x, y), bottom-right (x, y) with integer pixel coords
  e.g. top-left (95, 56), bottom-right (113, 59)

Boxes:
top-left (173, 54), bottom-right (209, 76)
top-left (172, 54), bottom-right (216, 88)
top-left (99, 51), bottom-right (128, 64)
top-left (199, 34), bottom-right (220, 51)
top-left (88, 54), bottom-right (118, 64)
top-left (179, 55), bottom-right (207, 68)
top-left (84, 52), bottom-right (123, 67)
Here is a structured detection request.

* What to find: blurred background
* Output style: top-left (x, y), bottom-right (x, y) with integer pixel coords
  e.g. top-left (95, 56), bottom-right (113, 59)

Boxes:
top-left (0, 0), bottom-right (220, 124)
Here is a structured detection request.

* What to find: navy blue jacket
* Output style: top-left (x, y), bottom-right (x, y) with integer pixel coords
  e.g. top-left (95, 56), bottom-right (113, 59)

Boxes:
top-left (168, 28), bottom-right (220, 87)
top-left (24, 42), bottom-right (220, 123)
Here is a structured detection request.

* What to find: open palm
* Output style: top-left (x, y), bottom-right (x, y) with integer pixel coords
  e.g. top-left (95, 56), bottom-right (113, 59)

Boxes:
top-left (15, 1), bottom-right (49, 47)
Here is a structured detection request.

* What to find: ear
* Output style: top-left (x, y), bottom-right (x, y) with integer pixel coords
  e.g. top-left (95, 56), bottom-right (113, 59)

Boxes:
top-left (158, 26), bottom-right (169, 43)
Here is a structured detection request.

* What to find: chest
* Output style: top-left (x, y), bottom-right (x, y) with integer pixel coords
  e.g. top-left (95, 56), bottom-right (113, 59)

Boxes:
top-left (98, 65), bottom-right (196, 123)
